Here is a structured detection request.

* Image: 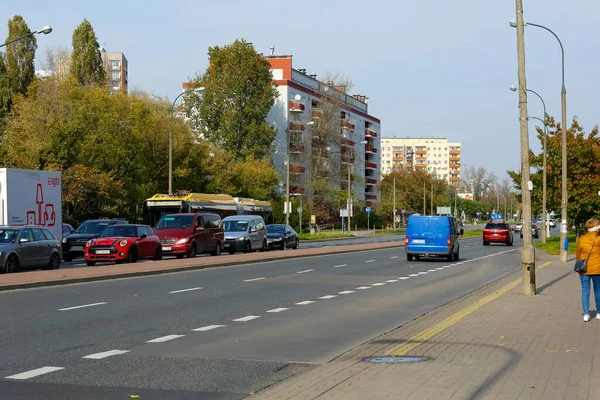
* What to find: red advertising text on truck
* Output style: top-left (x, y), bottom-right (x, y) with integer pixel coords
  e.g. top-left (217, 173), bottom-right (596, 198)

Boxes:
top-left (0, 168), bottom-right (63, 241)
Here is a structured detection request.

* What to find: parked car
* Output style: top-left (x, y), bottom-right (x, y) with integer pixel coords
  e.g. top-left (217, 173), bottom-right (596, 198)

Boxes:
top-left (405, 215), bottom-right (463, 261)
top-left (153, 212), bottom-right (224, 258)
top-left (520, 223), bottom-right (539, 239)
top-left (266, 224), bottom-right (299, 250)
top-left (483, 222), bottom-right (513, 246)
top-left (223, 215), bottom-right (267, 254)
top-left (0, 226), bottom-right (62, 273)
top-left (83, 224), bottom-right (161, 266)
top-left (62, 223), bottom-right (75, 240)
top-left (513, 221), bottom-right (523, 232)
top-left (62, 218), bottom-right (128, 262)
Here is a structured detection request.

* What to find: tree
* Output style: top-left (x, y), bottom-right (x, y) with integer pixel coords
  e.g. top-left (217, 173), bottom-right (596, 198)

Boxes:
top-left (185, 39), bottom-right (278, 160)
top-left (461, 166), bottom-right (497, 201)
top-left (5, 15), bottom-right (37, 95)
top-left (70, 19), bottom-right (105, 86)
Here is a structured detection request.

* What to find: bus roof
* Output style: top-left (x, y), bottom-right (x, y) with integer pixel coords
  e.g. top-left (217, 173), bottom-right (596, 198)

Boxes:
top-left (146, 193), bottom-right (236, 204)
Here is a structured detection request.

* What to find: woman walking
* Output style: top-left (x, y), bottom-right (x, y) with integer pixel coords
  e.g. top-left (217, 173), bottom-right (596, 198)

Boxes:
top-left (576, 218), bottom-right (600, 322)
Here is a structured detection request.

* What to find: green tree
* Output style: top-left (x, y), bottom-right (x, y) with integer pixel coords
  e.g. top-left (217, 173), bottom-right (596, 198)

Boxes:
top-left (5, 15), bottom-right (37, 95)
top-left (70, 19), bottom-right (105, 86)
top-left (185, 39), bottom-right (278, 160)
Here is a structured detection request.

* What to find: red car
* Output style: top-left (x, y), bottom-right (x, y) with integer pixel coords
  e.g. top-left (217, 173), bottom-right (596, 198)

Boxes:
top-left (483, 222), bottom-right (513, 246)
top-left (84, 224), bottom-right (162, 266)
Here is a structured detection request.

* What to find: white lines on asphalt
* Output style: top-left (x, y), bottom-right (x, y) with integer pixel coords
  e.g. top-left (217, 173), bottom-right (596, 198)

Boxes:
top-left (409, 274), bottom-right (419, 277)
top-left (146, 334), bottom-right (185, 343)
top-left (372, 283), bottom-right (386, 286)
top-left (295, 300), bottom-right (315, 305)
top-left (365, 259), bottom-right (376, 263)
top-left (168, 287), bottom-right (203, 294)
top-left (417, 272), bottom-right (428, 275)
top-left (297, 269), bottom-right (313, 274)
top-left (338, 290), bottom-right (356, 295)
top-left (5, 366), bottom-right (65, 380)
top-left (386, 279), bottom-right (398, 283)
top-left (399, 277), bottom-right (410, 280)
top-left (193, 325), bottom-right (226, 332)
top-left (267, 308), bottom-right (290, 313)
top-left (233, 315), bottom-right (261, 322)
top-left (390, 256), bottom-right (399, 259)
top-left (427, 269), bottom-right (436, 272)
top-left (356, 286), bottom-right (371, 290)
top-left (333, 264), bottom-right (348, 268)
top-left (58, 302), bottom-right (107, 311)
top-left (244, 277), bottom-right (266, 282)
top-left (319, 295), bottom-right (338, 299)
top-left (83, 350), bottom-right (130, 359)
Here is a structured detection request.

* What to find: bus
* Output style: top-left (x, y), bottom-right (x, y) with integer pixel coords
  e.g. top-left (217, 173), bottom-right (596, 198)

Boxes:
top-left (143, 191), bottom-right (273, 227)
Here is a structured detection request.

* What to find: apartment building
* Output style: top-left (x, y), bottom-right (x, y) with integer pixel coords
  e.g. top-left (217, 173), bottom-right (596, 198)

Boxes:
top-left (380, 137), bottom-right (461, 187)
top-left (101, 50), bottom-right (128, 94)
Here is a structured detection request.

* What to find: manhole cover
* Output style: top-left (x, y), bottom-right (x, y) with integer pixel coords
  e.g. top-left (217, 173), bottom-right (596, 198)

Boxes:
top-left (363, 356), bottom-right (429, 364)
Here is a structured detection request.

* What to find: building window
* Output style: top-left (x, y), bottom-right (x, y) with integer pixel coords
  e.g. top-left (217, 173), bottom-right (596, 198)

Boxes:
top-left (109, 60), bottom-right (121, 70)
top-left (110, 71), bottom-right (120, 81)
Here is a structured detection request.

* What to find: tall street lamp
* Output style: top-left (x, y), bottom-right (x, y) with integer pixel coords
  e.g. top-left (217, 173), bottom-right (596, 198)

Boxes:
top-left (511, 18), bottom-right (568, 262)
top-left (0, 25), bottom-right (52, 48)
top-left (347, 140), bottom-right (368, 233)
top-left (510, 85), bottom-right (549, 243)
top-left (169, 91), bottom-right (186, 195)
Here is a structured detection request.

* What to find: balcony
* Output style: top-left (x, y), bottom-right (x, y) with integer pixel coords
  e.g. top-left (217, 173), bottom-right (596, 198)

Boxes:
top-left (415, 156), bottom-right (426, 161)
top-left (449, 163), bottom-right (460, 168)
top-left (341, 120), bottom-right (355, 131)
top-left (289, 165), bottom-right (305, 174)
top-left (365, 146), bottom-right (377, 154)
top-left (366, 178), bottom-right (378, 185)
top-left (365, 128), bottom-right (377, 138)
top-left (289, 122), bottom-right (305, 132)
top-left (450, 157), bottom-right (460, 162)
top-left (312, 109), bottom-right (323, 119)
top-left (341, 156), bottom-right (354, 164)
top-left (341, 138), bottom-right (355, 147)
top-left (365, 162), bottom-right (378, 170)
top-left (289, 101), bottom-right (305, 112)
top-left (289, 144), bottom-right (305, 153)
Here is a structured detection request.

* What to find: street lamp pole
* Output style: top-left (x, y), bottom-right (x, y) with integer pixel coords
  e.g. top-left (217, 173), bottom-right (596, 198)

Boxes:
top-left (0, 25), bottom-right (52, 48)
top-left (529, 114), bottom-right (550, 241)
top-left (169, 91), bottom-right (187, 195)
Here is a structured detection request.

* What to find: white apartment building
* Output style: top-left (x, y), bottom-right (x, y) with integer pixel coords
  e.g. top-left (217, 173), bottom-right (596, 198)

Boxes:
top-left (380, 137), bottom-right (461, 188)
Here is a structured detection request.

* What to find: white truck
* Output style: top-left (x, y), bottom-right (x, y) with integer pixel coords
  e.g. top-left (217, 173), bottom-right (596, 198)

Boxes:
top-left (0, 168), bottom-right (63, 241)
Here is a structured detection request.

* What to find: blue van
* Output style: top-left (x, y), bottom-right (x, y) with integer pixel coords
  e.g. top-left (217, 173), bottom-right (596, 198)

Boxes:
top-left (405, 215), bottom-right (464, 261)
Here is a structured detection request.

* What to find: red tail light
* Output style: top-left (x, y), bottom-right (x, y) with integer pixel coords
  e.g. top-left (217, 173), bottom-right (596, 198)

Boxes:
top-left (405, 236), bottom-right (409, 246)
top-left (447, 237), bottom-right (451, 247)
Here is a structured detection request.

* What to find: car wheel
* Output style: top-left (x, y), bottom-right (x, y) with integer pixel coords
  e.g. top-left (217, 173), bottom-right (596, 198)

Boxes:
top-left (454, 248), bottom-right (459, 261)
top-left (4, 255), bottom-right (18, 273)
top-left (86, 260), bottom-right (96, 266)
top-left (520, 234), bottom-right (523, 239)
top-left (152, 245), bottom-right (163, 261)
top-left (294, 240), bottom-right (299, 249)
top-left (176, 254), bottom-right (184, 259)
top-left (210, 242), bottom-right (221, 256)
top-left (188, 243), bottom-right (197, 258)
top-left (483, 241), bottom-right (489, 246)
top-left (244, 241), bottom-right (252, 253)
top-left (126, 247), bottom-right (137, 263)
top-left (228, 249), bottom-right (236, 255)
top-left (44, 253), bottom-right (61, 270)
top-left (260, 240), bottom-right (267, 252)
top-left (446, 252), bottom-right (453, 262)
top-left (407, 254), bottom-right (413, 261)
top-left (63, 255), bottom-right (74, 263)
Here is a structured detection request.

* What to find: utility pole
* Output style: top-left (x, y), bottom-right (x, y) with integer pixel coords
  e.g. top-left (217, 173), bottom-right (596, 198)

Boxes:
top-left (423, 180), bottom-right (426, 215)
top-left (393, 174), bottom-right (396, 230)
top-left (515, 0), bottom-right (536, 295)
top-left (347, 163), bottom-right (352, 234)
top-left (430, 179), bottom-right (434, 215)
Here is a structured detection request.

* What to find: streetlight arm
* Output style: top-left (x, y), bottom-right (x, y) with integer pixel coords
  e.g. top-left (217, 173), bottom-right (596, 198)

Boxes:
top-left (168, 91), bottom-right (188, 194)
top-left (0, 32), bottom-right (35, 49)
top-left (527, 22), bottom-right (566, 94)
top-left (525, 89), bottom-right (547, 121)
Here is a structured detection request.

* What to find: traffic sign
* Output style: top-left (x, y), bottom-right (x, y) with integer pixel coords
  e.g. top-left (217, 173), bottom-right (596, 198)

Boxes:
top-left (366, 207), bottom-right (371, 214)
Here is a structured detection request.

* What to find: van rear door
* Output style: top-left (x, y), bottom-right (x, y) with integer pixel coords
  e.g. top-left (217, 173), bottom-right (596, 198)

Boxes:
top-left (427, 217), bottom-right (450, 253)
top-left (407, 217), bottom-right (429, 252)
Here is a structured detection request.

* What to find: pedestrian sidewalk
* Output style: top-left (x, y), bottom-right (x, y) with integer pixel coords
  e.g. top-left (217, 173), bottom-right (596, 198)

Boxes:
top-left (253, 255), bottom-right (600, 400)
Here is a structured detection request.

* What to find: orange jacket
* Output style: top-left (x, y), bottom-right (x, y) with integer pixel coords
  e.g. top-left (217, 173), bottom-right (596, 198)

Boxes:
top-left (576, 232), bottom-right (600, 275)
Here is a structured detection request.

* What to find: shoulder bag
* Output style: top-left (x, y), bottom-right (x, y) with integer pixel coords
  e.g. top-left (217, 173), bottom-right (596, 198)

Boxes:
top-left (574, 234), bottom-right (598, 273)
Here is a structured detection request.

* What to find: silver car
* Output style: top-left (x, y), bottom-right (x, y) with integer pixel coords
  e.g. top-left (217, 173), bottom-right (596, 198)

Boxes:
top-left (0, 226), bottom-right (62, 273)
top-left (222, 216), bottom-right (268, 254)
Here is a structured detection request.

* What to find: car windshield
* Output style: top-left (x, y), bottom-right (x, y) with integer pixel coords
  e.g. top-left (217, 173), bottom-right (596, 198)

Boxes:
top-left (267, 225), bottom-right (285, 234)
top-left (224, 220), bottom-right (249, 232)
top-left (155, 215), bottom-right (194, 229)
top-left (101, 226), bottom-right (138, 238)
top-left (0, 229), bottom-right (17, 243)
top-left (485, 223), bottom-right (508, 230)
top-left (76, 221), bottom-right (111, 234)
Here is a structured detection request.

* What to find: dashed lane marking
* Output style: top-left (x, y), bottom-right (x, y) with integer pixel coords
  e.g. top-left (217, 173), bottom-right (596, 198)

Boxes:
top-left (192, 325), bottom-right (226, 332)
top-left (295, 301), bottom-right (315, 305)
top-left (409, 274), bottom-right (419, 277)
top-left (297, 269), bottom-right (313, 274)
top-left (5, 366), bottom-right (65, 380)
top-left (356, 286), bottom-right (371, 290)
top-left (244, 277), bottom-right (266, 282)
top-left (83, 350), bottom-right (130, 359)
top-left (319, 295), bottom-right (337, 299)
top-left (233, 315), bottom-right (261, 322)
top-left (168, 287), bottom-right (203, 294)
top-left (58, 302), bottom-right (107, 311)
top-left (267, 308), bottom-right (290, 313)
top-left (399, 277), bottom-right (410, 280)
top-left (338, 290), bottom-right (356, 295)
top-left (146, 335), bottom-right (185, 343)
top-left (390, 256), bottom-right (399, 259)
top-left (372, 283), bottom-right (386, 286)
top-left (333, 264), bottom-right (348, 268)
top-left (386, 279), bottom-right (398, 283)
top-left (365, 260), bottom-right (376, 263)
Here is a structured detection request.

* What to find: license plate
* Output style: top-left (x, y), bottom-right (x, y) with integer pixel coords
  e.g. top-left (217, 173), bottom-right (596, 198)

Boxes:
top-left (96, 250), bottom-right (110, 255)
top-left (412, 239), bottom-right (425, 244)
top-left (71, 246), bottom-right (83, 251)
top-left (162, 246), bottom-right (172, 251)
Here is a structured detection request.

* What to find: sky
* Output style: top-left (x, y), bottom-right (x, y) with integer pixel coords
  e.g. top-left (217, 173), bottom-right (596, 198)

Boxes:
top-left (2, 0), bottom-right (599, 183)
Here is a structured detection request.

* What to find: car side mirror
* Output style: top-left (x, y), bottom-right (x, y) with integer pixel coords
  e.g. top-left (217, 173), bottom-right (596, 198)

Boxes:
top-left (460, 228), bottom-right (464, 236)
top-left (140, 234), bottom-right (148, 239)
top-left (286, 231), bottom-right (292, 235)
top-left (19, 238), bottom-right (29, 244)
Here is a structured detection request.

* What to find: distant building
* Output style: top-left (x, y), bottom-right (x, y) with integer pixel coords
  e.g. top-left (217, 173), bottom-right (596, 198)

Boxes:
top-left (34, 70), bottom-right (54, 80)
top-left (380, 137), bottom-right (462, 188)
top-left (101, 49), bottom-right (128, 94)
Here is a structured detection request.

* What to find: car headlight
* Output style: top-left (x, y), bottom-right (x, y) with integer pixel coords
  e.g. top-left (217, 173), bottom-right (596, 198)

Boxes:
top-left (86, 240), bottom-right (92, 247)
top-left (62, 237), bottom-right (67, 243)
top-left (237, 236), bottom-right (246, 241)
top-left (176, 238), bottom-right (188, 244)
top-left (119, 240), bottom-right (128, 247)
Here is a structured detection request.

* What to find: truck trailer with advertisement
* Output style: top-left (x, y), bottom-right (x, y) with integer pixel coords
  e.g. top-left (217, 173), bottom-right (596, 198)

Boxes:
top-left (0, 168), bottom-right (63, 241)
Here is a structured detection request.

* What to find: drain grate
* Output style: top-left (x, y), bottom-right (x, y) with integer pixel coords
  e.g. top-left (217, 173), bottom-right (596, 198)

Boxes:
top-left (363, 356), bottom-right (429, 364)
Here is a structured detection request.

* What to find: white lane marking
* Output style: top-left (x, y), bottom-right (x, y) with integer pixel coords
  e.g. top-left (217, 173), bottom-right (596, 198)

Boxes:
top-left (372, 283), bottom-right (386, 286)
top-left (399, 277), bottom-right (410, 280)
top-left (58, 302), bottom-right (107, 311)
top-left (267, 308), bottom-right (290, 313)
top-left (465, 246), bottom-right (470, 248)
top-left (233, 315), bottom-right (261, 322)
top-left (356, 286), bottom-right (371, 290)
top-left (333, 264), bottom-right (348, 268)
top-left (244, 277), bottom-right (266, 282)
top-left (83, 350), bottom-right (130, 359)
top-left (5, 366), bottom-right (65, 380)
top-left (192, 325), bottom-right (226, 332)
top-left (409, 274), bottom-right (419, 277)
top-left (319, 295), bottom-right (337, 299)
top-left (386, 279), bottom-right (398, 283)
top-left (435, 268), bottom-right (444, 271)
top-left (427, 269), bottom-right (436, 272)
top-left (295, 301), bottom-right (315, 305)
top-left (417, 272), bottom-right (428, 275)
top-left (297, 269), bottom-right (313, 274)
top-left (146, 334), bottom-right (185, 343)
top-left (390, 256), bottom-right (399, 259)
top-left (338, 290), bottom-right (355, 295)
top-left (168, 287), bottom-right (203, 294)
top-left (365, 260), bottom-right (376, 263)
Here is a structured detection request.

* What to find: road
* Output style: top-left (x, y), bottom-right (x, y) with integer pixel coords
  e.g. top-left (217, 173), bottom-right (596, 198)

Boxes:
top-left (0, 235), bottom-right (526, 399)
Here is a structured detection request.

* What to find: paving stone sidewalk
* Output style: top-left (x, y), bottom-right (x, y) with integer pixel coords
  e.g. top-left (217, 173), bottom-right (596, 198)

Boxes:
top-left (253, 255), bottom-right (600, 400)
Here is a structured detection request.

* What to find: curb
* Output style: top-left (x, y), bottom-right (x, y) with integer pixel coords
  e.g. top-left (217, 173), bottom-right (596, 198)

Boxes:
top-left (302, 233), bottom-right (404, 243)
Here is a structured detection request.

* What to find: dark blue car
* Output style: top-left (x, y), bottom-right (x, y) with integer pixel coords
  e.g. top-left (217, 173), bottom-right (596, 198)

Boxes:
top-left (266, 224), bottom-right (299, 250)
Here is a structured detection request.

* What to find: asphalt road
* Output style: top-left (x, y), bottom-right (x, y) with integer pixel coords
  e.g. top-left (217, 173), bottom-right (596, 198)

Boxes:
top-left (0, 235), bottom-right (527, 399)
